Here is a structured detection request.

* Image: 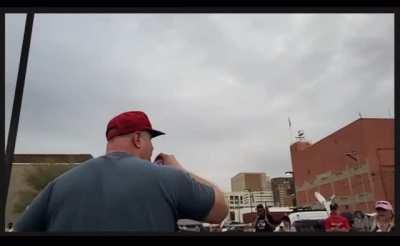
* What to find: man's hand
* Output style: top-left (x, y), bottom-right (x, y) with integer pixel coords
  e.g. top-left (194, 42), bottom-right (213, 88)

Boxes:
top-left (154, 153), bottom-right (185, 171)
top-left (155, 152), bottom-right (228, 224)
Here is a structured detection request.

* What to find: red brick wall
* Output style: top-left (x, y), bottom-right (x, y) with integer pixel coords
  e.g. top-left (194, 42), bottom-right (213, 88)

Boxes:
top-left (350, 175), bottom-right (364, 194)
top-left (291, 119), bottom-right (394, 212)
top-left (320, 183), bottom-right (334, 198)
top-left (291, 119), bottom-right (364, 202)
top-left (297, 190), bottom-right (307, 205)
top-left (242, 212), bottom-right (257, 223)
top-left (361, 173), bottom-right (372, 193)
top-left (333, 179), bottom-right (351, 197)
top-left (361, 120), bottom-right (394, 204)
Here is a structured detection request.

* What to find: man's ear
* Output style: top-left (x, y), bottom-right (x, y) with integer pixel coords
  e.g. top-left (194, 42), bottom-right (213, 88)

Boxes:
top-left (131, 132), bottom-right (142, 148)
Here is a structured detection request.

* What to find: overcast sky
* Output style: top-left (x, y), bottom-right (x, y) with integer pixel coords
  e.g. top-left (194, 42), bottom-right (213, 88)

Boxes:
top-left (5, 14), bottom-right (394, 192)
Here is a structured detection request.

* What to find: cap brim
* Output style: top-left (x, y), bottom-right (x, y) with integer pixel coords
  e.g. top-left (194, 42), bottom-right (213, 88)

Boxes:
top-left (375, 206), bottom-right (390, 211)
top-left (146, 129), bottom-right (166, 138)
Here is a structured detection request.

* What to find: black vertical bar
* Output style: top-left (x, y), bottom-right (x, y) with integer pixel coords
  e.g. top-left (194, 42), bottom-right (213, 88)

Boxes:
top-left (0, 11), bottom-right (5, 232)
top-left (2, 12), bottom-right (34, 231)
top-left (394, 10), bottom-right (399, 234)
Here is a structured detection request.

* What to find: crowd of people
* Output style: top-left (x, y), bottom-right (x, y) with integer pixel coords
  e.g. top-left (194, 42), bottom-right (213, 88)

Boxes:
top-left (7, 199), bottom-right (395, 233)
top-left (324, 200), bottom-right (395, 232)
top-left (250, 200), bottom-right (395, 233)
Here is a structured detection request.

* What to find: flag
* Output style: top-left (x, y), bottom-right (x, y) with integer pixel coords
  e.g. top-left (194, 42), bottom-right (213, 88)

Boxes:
top-left (288, 117), bottom-right (292, 128)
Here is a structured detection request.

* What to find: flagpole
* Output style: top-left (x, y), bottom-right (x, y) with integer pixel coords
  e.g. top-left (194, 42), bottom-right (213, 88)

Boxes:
top-left (288, 117), bottom-right (294, 144)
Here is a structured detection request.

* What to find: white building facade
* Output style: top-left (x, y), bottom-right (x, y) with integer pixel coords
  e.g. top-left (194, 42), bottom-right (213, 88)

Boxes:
top-left (224, 191), bottom-right (274, 223)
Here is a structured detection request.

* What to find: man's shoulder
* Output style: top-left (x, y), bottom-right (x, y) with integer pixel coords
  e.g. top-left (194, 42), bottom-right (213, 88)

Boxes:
top-left (87, 152), bottom-right (149, 169)
top-left (153, 165), bottom-right (188, 180)
top-left (104, 153), bottom-right (188, 179)
top-left (50, 154), bottom-right (128, 184)
top-left (53, 153), bottom-right (189, 185)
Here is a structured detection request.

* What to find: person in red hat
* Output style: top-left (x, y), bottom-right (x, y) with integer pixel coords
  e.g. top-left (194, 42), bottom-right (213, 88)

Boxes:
top-left (15, 111), bottom-right (228, 232)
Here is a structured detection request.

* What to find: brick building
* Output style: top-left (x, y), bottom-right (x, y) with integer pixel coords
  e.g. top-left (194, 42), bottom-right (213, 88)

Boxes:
top-left (231, 172), bottom-right (271, 192)
top-left (290, 118), bottom-right (394, 212)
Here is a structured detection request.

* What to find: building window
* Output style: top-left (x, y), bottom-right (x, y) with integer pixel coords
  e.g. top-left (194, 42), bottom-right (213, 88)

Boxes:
top-left (230, 211), bottom-right (235, 221)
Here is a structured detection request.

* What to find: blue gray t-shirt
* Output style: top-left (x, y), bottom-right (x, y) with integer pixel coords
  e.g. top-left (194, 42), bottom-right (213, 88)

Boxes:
top-left (15, 152), bottom-right (215, 232)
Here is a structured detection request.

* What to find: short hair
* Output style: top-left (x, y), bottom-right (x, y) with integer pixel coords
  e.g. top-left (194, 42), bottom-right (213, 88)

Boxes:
top-left (330, 203), bottom-right (338, 211)
top-left (256, 204), bottom-right (264, 209)
top-left (354, 210), bottom-right (364, 218)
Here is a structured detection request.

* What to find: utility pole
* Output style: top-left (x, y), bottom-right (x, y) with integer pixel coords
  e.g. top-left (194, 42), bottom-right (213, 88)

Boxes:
top-left (0, 13), bottom-right (34, 231)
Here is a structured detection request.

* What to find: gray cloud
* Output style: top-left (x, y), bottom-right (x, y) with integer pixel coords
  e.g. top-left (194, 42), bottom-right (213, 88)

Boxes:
top-left (5, 14), bottom-right (394, 191)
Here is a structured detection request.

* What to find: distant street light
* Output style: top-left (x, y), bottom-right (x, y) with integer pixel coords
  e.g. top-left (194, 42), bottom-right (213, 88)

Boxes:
top-left (284, 171), bottom-right (296, 207)
top-left (284, 171), bottom-right (294, 176)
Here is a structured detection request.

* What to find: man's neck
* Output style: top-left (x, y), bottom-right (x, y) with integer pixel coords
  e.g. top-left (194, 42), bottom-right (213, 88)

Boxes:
top-left (106, 144), bottom-right (136, 156)
top-left (106, 150), bottom-right (138, 157)
top-left (107, 150), bottom-right (130, 154)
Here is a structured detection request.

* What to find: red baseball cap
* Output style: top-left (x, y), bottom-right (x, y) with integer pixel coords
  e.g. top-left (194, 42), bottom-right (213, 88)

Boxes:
top-left (106, 111), bottom-right (165, 141)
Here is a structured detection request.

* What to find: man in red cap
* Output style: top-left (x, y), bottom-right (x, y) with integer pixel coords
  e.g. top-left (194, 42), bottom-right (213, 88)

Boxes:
top-left (15, 111), bottom-right (228, 232)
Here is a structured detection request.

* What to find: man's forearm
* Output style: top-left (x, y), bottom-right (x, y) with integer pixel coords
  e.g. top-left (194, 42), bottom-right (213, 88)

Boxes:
top-left (186, 171), bottom-right (227, 202)
top-left (186, 171), bottom-right (228, 224)
top-left (157, 153), bottom-right (228, 223)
